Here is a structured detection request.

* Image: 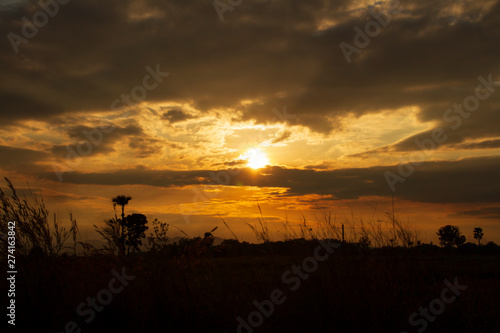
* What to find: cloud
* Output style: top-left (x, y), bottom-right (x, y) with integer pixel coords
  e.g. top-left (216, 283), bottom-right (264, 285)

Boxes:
top-left (50, 143), bottom-right (115, 158)
top-left (161, 108), bottom-right (194, 123)
top-left (1, 0), bottom-right (499, 227)
top-left (128, 137), bottom-right (163, 158)
top-left (0, 145), bottom-right (48, 172)
top-left (391, 105), bottom-right (500, 152)
top-left (270, 130), bottom-right (292, 144)
top-left (1, 0), bottom-right (499, 135)
top-left (456, 206), bottom-right (500, 219)
top-left (350, 104), bottom-right (500, 156)
top-left (49, 123), bottom-right (144, 159)
top-left (213, 160), bottom-right (247, 167)
top-left (66, 124), bottom-right (143, 141)
top-left (36, 155), bottom-right (500, 205)
top-left (0, 92), bottom-right (63, 125)
top-left (453, 138), bottom-right (500, 150)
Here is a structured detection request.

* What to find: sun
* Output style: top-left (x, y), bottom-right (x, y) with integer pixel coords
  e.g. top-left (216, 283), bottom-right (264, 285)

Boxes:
top-left (240, 148), bottom-right (270, 169)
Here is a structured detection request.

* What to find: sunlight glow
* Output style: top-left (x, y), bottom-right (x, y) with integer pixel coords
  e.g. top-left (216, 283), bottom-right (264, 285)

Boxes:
top-left (240, 148), bottom-right (270, 169)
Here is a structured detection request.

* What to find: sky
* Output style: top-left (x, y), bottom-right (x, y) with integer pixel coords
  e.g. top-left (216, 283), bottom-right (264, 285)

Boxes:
top-left (1, 0), bottom-right (499, 244)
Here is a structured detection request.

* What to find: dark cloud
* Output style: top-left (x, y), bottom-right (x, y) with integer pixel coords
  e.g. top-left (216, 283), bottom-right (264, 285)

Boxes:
top-left (128, 137), bottom-right (163, 158)
top-left (50, 143), bottom-right (115, 158)
top-left (351, 103), bottom-right (500, 156)
top-left (270, 130), bottom-right (291, 144)
top-left (0, 92), bottom-right (63, 125)
top-left (66, 124), bottom-right (143, 141)
top-left (303, 162), bottom-right (335, 170)
top-left (161, 109), bottom-right (194, 123)
top-left (1, 0), bottom-right (499, 135)
top-left (392, 104), bottom-right (500, 152)
top-left (39, 166), bottom-right (210, 187)
top-left (37, 155), bottom-right (500, 204)
top-left (49, 124), bottom-right (144, 159)
top-left (456, 206), bottom-right (500, 219)
top-left (0, 145), bottom-right (48, 173)
top-left (213, 160), bottom-right (247, 167)
top-left (453, 139), bottom-right (500, 150)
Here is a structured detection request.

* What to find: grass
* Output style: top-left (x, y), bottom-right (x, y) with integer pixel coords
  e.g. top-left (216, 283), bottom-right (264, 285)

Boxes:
top-left (0, 178), bottom-right (78, 259)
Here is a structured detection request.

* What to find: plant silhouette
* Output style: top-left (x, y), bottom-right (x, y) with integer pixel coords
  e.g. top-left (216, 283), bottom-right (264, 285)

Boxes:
top-left (112, 195), bottom-right (132, 221)
top-left (473, 227), bottom-right (484, 246)
top-left (123, 213), bottom-right (148, 254)
top-left (112, 195), bottom-right (132, 252)
top-left (437, 225), bottom-right (466, 247)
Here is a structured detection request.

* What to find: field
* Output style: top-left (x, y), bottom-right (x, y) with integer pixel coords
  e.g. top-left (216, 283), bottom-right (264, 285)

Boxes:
top-left (6, 240), bottom-right (500, 333)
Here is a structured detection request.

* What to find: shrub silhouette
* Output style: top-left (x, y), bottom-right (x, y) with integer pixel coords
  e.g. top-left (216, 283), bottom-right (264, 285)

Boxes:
top-left (95, 213), bottom-right (148, 256)
top-left (437, 225), bottom-right (466, 247)
top-left (123, 213), bottom-right (148, 254)
top-left (147, 218), bottom-right (169, 252)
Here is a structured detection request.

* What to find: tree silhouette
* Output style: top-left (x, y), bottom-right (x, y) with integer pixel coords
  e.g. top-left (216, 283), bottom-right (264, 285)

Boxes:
top-left (437, 225), bottom-right (466, 247)
top-left (473, 227), bottom-right (484, 246)
top-left (123, 213), bottom-right (148, 254)
top-left (112, 195), bottom-right (132, 254)
top-left (112, 195), bottom-right (132, 221)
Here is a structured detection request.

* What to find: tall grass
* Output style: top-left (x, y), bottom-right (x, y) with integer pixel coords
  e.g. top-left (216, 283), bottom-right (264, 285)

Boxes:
top-left (246, 202), bottom-right (271, 243)
top-left (246, 203), bottom-right (420, 247)
top-left (0, 178), bottom-right (77, 258)
top-left (93, 217), bottom-right (123, 256)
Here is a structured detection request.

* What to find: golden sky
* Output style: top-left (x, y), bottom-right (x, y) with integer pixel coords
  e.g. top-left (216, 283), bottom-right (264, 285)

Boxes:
top-left (1, 0), bottom-right (499, 243)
